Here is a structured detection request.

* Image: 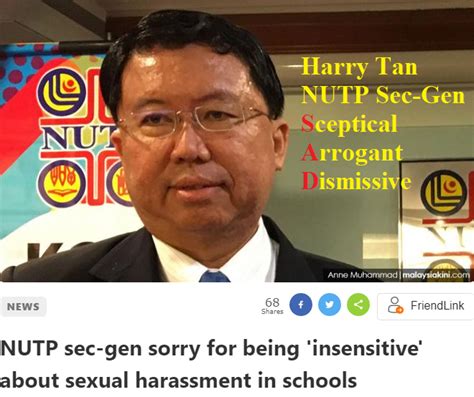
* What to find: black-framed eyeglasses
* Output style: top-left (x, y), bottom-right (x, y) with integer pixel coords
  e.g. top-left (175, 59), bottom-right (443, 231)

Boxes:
top-left (117, 102), bottom-right (271, 141)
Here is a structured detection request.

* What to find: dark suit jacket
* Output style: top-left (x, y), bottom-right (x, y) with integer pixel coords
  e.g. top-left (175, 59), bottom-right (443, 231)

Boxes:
top-left (1, 216), bottom-right (357, 282)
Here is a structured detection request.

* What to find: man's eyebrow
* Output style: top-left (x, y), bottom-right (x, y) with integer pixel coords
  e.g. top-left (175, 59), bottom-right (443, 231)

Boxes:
top-left (195, 90), bottom-right (240, 103)
top-left (131, 90), bottom-right (241, 111)
top-left (133, 98), bottom-right (166, 111)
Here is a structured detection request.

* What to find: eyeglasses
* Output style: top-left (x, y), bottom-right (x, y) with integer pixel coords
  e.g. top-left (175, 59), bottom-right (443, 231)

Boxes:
top-left (117, 102), bottom-right (271, 141)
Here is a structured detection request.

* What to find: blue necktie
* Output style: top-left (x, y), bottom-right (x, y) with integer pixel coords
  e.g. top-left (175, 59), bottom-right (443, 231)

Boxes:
top-left (199, 270), bottom-right (230, 282)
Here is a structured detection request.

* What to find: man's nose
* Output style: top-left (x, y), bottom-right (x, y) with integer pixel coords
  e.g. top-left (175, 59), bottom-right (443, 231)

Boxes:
top-left (170, 116), bottom-right (211, 163)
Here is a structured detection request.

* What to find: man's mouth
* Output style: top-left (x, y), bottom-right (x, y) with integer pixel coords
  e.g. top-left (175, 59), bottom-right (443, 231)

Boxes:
top-left (173, 179), bottom-right (223, 189)
top-left (171, 177), bottom-right (225, 201)
top-left (177, 184), bottom-right (220, 190)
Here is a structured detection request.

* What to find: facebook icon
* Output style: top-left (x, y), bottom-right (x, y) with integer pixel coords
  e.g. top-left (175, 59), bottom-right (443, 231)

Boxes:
top-left (289, 293), bottom-right (313, 316)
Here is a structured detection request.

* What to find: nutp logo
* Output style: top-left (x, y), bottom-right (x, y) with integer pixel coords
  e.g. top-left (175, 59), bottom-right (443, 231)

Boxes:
top-left (36, 66), bottom-right (132, 208)
top-left (37, 68), bottom-right (86, 116)
top-left (420, 170), bottom-right (467, 216)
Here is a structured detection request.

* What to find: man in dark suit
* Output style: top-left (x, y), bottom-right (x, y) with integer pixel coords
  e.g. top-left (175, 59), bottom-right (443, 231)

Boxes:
top-left (1, 216), bottom-right (353, 282)
top-left (2, 10), bottom-right (356, 282)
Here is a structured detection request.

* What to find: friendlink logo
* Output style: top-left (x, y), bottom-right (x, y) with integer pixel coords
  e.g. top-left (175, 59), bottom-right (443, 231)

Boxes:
top-left (37, 68), bottom-right (86, 116)
top-left (36, 66), bottom-right (132, 208)
top-left (420, 170), bottom-right (467, 216)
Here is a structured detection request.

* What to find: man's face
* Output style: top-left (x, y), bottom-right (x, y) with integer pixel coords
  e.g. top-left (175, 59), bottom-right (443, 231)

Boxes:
top-left (113, 44), bottom-right (288, 240)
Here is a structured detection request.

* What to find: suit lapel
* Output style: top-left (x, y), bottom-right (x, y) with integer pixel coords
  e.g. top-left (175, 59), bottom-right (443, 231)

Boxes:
top-left (89, 228), bottom-right (166, 281)
top-left (263, 216), bottom-right (319, 282)
top-left (89, 218), bottom-right (318, 282)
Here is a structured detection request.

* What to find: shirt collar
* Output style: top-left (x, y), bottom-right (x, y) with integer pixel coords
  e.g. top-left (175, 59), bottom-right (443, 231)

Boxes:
top-left (152, 218), bottom-right (276, 282)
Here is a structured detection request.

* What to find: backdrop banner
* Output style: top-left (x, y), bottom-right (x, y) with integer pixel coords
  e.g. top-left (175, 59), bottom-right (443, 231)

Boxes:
top-left (0, 43), bottom-right (142, 270)
top-left (400, 159), bottom-right (474, 281)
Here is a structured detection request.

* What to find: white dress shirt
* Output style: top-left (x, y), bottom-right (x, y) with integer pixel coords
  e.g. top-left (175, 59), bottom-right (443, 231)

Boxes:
top-left (152, 218), bottom-right (278, 282)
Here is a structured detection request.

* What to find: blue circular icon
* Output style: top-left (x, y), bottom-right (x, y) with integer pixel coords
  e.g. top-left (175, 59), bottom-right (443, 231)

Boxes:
top-left (289, 293), bottom-right (313, 316)
top-left (318, 293), bottom-right (341, 316)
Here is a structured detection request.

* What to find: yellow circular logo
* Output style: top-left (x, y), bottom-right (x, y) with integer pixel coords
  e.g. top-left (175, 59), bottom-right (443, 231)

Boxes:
top-left (424, 259), bottom-right (468, 282)
top-left (38, 160), bottom-right (86, 207)
top-left (106, 162), bottom-right (132, 207)
top-left (420, 170), bottom-right (467, 216)
top-left (38, 68), bottom-right (86, 116)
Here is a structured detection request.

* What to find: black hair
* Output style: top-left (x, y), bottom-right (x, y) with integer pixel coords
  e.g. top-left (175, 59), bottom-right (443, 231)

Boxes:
top-left (100, 9), bottom-right (284, 121)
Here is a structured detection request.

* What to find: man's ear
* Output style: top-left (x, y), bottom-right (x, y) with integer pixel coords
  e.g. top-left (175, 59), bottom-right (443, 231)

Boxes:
top-left (111, 128), bottom-right (124, 156)
top-left (272, 118), bottom-right (289, 171)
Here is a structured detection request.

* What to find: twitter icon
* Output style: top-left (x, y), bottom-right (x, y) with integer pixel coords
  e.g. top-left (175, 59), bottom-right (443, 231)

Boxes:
top-left (318, 293), bottom-right (341, 316)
